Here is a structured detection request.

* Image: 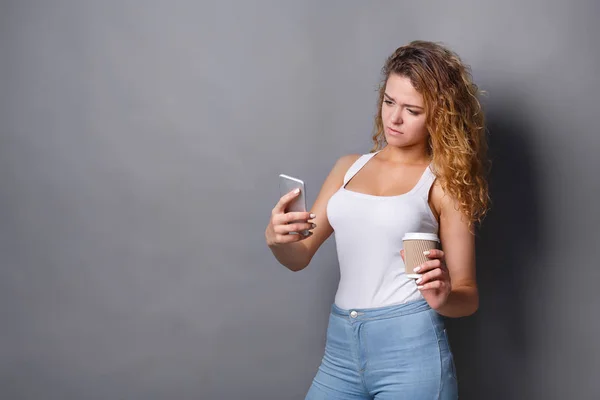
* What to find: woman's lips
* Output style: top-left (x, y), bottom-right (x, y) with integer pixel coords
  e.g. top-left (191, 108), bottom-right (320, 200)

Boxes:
top-left (387, 127), bottom-right (403, 136)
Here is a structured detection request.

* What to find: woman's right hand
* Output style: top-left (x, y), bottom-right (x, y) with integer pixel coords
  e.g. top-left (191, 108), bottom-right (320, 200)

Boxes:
top-left (265, 188), bottom-right (316, 247)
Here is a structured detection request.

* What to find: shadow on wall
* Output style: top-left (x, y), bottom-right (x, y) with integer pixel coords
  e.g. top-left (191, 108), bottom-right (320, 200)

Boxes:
top-left (444, 96), bottom-right (543, 400)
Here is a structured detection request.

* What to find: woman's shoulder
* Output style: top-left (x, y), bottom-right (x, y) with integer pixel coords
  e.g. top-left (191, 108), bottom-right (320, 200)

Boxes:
top-left (331, 153), bottom-right (364, 176)
top-left (322, 154), bottom-right (362, 185)
top-left (335, 153), bottom-right (363, 168)
top-left (429, 178), bottom-right (461, 220)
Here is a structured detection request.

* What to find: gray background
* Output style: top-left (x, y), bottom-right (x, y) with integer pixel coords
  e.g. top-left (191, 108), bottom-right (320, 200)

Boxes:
top-left (1, 1), bottom-right (599, 399)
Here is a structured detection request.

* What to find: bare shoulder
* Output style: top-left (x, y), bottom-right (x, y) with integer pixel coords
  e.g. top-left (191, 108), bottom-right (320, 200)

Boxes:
top-left (334, 153), bottom-right (362, 173)
top-left (430, 179), bottom-right (472, 229)
top-left (314, 153), bottom-right (361, 193)
top-left (322, 153), bottom-right (362, 185)
top-left (430, 178), bottom-right (476, 292)
top-left (429, 179), bottom-right (445, 218)
top-left (297, 153), bottom-right (362, 262)
top-left (430, 179), bottom-right (460, 216)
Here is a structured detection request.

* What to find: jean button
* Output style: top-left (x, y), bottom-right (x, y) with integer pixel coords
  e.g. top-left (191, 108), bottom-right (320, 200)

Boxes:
top-left (350, 310), bottom-right (358, 318)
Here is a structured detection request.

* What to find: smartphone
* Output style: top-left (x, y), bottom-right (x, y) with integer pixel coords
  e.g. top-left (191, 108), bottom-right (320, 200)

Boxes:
top-left (278, 174), bottom-right (310, 236)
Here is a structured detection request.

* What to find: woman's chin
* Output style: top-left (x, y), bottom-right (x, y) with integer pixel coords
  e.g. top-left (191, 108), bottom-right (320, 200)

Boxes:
top-left (384, 134), bottom-right (406, 144)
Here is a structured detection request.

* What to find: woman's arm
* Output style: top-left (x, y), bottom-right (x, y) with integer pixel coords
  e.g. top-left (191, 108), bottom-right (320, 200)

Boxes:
top-left (266, 154), bottom-right (360, 271)
top-left (429, 182), bottom-right (479, 317)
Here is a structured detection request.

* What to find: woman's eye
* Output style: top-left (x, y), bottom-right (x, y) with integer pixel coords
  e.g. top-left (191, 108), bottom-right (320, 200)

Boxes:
top-left (384, 100), bottom-right (394, 105)
top-left (407, 109), bottom-right (418, 115)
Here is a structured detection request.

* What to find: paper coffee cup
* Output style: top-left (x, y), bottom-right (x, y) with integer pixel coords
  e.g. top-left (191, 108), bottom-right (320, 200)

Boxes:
top-left (402, 233), bottom-right (440, 279)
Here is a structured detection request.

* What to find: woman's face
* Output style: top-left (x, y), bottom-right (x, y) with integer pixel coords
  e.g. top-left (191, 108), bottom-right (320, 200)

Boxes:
top-left (381, 74), bottom-right (429, 149)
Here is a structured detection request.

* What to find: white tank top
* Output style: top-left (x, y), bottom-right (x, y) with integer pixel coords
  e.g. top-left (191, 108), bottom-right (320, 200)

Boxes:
top-left (326, 151), bottom-right (439, 309)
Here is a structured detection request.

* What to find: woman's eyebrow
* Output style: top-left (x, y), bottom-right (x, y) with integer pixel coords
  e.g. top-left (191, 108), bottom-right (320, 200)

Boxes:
top-left (384, 93), bottom-right (424, 109)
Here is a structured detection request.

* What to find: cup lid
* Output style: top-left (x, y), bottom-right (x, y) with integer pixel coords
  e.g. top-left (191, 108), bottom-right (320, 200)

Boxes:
top-left (402, 232), bottom-right (439, 242)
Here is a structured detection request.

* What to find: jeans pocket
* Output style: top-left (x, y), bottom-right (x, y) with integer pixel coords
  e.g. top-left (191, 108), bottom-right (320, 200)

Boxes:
top-left (441, 328), bottom-right (457, 380)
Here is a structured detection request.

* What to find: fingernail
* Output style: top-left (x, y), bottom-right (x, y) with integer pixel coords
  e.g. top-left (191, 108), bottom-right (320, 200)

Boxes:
top-left (311, 223), bottom-right (317, 229)
top-left (416, 277), bottom-right (423, 284)
top-left (309, 213), bottom-right (316, 219)
top-left (417, 285), bottom-right (424, 290)
top-left (413, 266), bottom-right (421, 273)
top-left (423, 250), bottom-right (431, 256)
top-left (294, 188), bottom-right (300, 194)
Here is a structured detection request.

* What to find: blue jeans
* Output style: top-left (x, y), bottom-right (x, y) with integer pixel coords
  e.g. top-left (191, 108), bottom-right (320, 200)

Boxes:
top-left (306, 300), bottom-right (458, 399)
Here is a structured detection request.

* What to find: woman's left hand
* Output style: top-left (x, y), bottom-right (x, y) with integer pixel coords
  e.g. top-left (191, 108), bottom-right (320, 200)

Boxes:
top-left (400, 248), bottom-right (452, 310)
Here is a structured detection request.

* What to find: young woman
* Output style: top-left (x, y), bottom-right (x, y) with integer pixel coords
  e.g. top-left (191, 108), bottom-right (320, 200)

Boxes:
top-left (265, 40), bottom-right (490, 399)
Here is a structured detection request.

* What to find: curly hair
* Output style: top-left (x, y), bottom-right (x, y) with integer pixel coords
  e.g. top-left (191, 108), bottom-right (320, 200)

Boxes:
top-left (371, 40), bottom-right (490, 228)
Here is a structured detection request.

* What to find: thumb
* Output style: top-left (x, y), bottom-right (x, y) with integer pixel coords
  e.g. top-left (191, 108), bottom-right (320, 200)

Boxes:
top-left (400, 249), bottom-right (405, 262)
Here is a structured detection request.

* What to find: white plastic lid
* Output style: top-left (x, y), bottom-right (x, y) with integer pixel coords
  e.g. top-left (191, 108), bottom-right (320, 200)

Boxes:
top-left (402, 232), bottom-right (439, 242)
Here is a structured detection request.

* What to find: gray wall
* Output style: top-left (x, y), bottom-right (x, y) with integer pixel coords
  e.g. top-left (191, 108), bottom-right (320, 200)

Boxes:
top-left (1, 1), bottom-right (598, 399)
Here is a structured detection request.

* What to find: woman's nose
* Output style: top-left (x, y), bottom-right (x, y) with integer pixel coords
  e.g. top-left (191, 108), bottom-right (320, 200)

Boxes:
top-left (390, 108), bottom-right (403, 124)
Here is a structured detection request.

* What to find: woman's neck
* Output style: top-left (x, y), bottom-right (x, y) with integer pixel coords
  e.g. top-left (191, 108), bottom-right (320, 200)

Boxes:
top-left (379, 144), bottom-right (431, 165)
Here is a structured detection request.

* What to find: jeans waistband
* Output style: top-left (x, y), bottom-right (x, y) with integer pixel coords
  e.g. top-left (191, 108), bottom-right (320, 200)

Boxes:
top-left (331, 299), bottom-right (431, 321)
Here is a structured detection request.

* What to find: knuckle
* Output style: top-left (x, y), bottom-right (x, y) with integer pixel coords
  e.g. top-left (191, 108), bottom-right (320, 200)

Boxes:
top-left (284, 234), bottom-right (297, 243)
top-left (296, 213), bottom-right (308, 222)
top-left (290, 213), bottom-right (304, 223)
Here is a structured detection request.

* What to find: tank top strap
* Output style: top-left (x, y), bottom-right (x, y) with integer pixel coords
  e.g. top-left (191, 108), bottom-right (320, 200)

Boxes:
top-left (343, 151), bottom-right (381, 186)
top-left (411, 164), bottom-right (437, 200)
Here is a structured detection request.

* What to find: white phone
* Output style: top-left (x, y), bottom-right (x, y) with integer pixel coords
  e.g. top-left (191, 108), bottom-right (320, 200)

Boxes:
top-left (278, 174), bottom-right (310, 236)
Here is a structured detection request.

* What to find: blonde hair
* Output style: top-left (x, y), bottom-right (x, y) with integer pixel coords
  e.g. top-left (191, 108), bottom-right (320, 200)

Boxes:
top-left (371, 40), bottom-right (490, 228)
